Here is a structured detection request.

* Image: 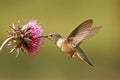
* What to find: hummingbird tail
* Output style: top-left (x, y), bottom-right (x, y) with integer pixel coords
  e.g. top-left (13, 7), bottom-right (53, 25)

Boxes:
top-left (74, 46), bottom-right (94, 68)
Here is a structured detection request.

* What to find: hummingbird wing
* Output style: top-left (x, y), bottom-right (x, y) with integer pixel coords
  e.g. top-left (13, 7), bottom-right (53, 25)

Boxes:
top-left (81, 26), bottom-right (102, 42)
top-left (74, 45), bottom-right (94, 67)
top-left (67, 19), bottom-right (93, 46)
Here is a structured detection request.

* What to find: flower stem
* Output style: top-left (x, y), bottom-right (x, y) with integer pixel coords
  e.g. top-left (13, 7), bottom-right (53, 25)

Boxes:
top-left (0, 36), bottom-right (14, 52)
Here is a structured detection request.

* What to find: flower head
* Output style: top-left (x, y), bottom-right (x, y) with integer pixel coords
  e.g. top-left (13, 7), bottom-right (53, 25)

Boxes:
top-left (0, 20), bottom-right (44, 57)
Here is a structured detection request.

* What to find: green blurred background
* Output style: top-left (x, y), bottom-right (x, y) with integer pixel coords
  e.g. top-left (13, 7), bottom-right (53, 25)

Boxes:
top-left (0, 0), bottom-right (120, 80)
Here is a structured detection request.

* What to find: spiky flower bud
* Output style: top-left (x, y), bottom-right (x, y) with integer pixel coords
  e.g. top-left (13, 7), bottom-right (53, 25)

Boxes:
top-left (0, 20), bottom-right (44, 57)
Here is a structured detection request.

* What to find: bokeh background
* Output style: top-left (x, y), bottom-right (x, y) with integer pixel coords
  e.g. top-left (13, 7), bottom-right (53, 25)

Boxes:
top-left (0, 0), bottom-right (120, 80)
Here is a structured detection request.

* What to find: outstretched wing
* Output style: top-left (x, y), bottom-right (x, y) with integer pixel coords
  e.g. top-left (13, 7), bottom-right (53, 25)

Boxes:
top-left (67, 19), bottom-right (93, 46)
top-left (82, 26), bottom-right (102, 42)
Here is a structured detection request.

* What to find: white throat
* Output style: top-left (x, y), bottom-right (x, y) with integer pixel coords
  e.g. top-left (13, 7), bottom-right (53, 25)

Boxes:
top-left (56, 38), bottom-right (66, 48)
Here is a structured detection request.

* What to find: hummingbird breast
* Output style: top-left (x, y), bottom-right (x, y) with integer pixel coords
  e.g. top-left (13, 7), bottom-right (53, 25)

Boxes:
top-left (56, 38), bottom-right (66, 48)
top-left (56, 38), bottom-right (76, 56)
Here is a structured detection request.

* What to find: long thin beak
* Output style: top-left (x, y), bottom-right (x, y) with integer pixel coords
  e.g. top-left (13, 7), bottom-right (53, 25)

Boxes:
top-left (39, 35), bottom-right (48, 38)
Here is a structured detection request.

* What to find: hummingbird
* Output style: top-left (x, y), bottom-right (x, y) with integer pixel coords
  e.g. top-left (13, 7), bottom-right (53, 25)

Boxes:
top-left (44, 19), bottom-right (102, 67)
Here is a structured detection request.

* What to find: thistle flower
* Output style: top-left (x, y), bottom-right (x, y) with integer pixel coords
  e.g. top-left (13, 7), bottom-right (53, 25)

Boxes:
top-left (0, 20), bottom-right (44, 57)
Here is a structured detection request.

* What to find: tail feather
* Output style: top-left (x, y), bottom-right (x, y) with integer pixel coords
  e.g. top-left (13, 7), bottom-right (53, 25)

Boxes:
top-left (74, 46), bottom-right (94, 68)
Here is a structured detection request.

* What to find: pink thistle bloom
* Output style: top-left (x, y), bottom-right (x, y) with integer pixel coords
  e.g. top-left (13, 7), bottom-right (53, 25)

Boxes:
top-left (0, 20), bottom-right (44, 57)
top-left (23, 20), bottom-right (44, 55)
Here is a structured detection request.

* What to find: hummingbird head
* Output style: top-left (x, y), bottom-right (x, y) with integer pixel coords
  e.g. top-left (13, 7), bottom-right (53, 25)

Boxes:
top-left (47, 33), bottom-right (62, 44)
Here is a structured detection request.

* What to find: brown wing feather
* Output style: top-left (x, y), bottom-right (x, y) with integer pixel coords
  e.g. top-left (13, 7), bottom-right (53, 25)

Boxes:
top-left (67, 19), bottom-right (93, 45)
top-left (82, 26), bottom-right (102, 41)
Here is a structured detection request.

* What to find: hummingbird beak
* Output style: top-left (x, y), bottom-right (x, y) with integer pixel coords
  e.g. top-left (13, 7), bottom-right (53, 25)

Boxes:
top-left (39, 35), bottom-right (48, 38)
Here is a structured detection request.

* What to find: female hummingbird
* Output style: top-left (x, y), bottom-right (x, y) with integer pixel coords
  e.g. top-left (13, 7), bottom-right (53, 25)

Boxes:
top-left (44, 19), bottom-right (102, 67)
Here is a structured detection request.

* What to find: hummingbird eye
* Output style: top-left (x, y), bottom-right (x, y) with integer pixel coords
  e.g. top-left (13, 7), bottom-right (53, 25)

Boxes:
top-left (50, 35), bottom-right (53, 37)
